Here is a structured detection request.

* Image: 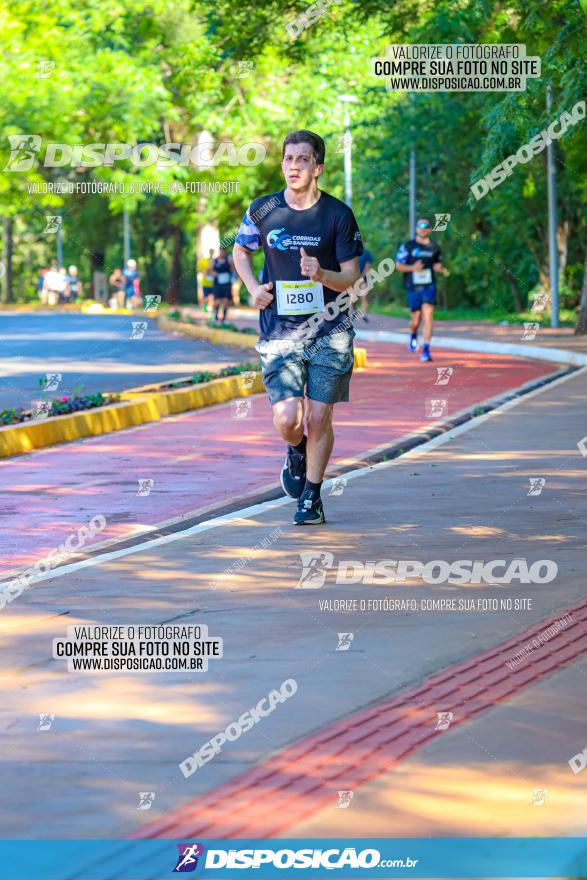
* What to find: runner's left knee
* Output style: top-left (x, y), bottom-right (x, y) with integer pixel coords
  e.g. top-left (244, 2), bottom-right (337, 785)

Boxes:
top-left (306, 403), bottom-right (333, 434)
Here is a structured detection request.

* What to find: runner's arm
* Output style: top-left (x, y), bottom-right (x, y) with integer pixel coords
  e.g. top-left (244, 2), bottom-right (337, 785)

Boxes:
top-left (433, 261), bottom-right (449, 276)
top-left (395, 242), bottom-right (423, 273)
top-left (299, 248), bottom-right (360, 291)
top-left (233, 243), bottom-right (274, 307)
top-left (233, 244), bottom-right (259, 292)
top-left (318, 257), bottom-right (361, 291)
top-left (395, 261), bottom-right (424, 273)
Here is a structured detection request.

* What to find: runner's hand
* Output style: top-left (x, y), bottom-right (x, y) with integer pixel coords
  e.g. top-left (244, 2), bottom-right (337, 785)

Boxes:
top-left (412, 259), bottom-right (424, 271)
top-left (300, 247), bottom-right (323, 282)
top-left (251, 282), bottom-right (274, 309)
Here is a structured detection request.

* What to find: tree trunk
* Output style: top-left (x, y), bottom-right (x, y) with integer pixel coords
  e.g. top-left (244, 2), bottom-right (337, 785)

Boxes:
top-left (90, 251), bottom-right (105, 299)
top-left (167, 225), bottom-right (183, 305)
top-left (1, 217), bottom-right (13, 304)
top-left (508, 276), bottom-right (522, 312)
top-left (574, 248), bottom-right (587, 335)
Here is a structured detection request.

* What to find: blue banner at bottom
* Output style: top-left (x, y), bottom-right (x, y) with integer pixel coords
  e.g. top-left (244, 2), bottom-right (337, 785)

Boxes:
top-left (2, 838), bottom-right (586, 879)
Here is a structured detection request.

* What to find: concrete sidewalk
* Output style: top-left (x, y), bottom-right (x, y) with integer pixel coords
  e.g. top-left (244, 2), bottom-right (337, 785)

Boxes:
top-left (0, 367), bottom-right (584, 840)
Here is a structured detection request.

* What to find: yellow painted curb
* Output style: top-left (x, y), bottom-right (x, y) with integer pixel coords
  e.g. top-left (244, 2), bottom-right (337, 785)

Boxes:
top-left (119, 373), bottom-right (265, 416)
top-left (354, 347), bottom-right (368, 368)
top-left (158, 315), bottom-right (368, 368)
top-left (0, 374), bottom-right (265, 458)
top-left (0, 398), bottom-right (160, 458)
top-left (80, 304), bottom-right (135, 315)
top-left (0, 303), bottom-right (135, 315)
top-left (0, 303), bottom-right (81, 312)
top-left (0, 318), bottom-right (367, 457)
top-left (157, 314), bottom-right (257, 349)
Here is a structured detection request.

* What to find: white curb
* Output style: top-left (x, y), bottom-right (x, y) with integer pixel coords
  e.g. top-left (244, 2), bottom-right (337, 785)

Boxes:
top-left (355, 329), bottom-right (587, 367)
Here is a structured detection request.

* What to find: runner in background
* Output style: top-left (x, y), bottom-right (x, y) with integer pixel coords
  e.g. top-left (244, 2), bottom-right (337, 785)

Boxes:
top-left (109, 267), bottom-right (125, 308)
top-left (212, 247), bottom-right (234, 323)
top-left (395, 218), bottom-right (449, 363)
top-left (198, 248), bottom-right (215, 311)
top-left (123, 259), bottom-right (140, 309)
top-left (357, 242), bottom-right (373, 322)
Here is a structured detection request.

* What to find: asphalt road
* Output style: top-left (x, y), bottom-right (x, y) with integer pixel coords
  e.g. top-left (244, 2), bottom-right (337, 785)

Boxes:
top-left (0, 312), bottom-right (252, 410)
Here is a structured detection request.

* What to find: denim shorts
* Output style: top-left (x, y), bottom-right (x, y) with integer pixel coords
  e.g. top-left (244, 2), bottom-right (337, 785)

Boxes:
top-left (256, 329), bottom-right (355, 406)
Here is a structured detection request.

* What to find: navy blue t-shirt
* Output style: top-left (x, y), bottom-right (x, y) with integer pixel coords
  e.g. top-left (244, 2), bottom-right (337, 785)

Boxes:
top-left (235, 189), bottom-right (363, 340)
top-left (123, 268), bottom-right (139, 296)
top-left (395, 239), bottom-right (442, 291)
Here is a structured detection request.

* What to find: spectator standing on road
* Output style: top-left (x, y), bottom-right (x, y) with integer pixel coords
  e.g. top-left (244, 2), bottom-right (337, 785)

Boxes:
top-left (42, 262), bottom-right (67, 306)
top-left (65, 265), bottom-right (83, 301)
top-left (37, 267), bottom-right (48, 298)
top-left (212, 246), bottom-right (234, 323)
top-left (123, 259), bottom-right (140, 309)
top-left (58, 267), bottom-right (69, 303)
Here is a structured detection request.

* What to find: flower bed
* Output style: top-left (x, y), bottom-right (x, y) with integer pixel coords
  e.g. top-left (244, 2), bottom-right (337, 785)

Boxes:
top-left (135, 361), bottom-right (261, 394)
top-left (0, 392), bottom-right (120, 426)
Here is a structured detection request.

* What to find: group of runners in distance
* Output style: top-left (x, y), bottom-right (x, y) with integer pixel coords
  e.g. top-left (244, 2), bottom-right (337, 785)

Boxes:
top-left (230, 128), bottom-right (448, 525)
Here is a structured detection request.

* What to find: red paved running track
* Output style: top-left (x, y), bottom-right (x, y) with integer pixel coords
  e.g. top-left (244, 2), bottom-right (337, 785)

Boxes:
top-left (0, 342), bottom-right (555, 573)
top-left (132, 594), bottom-right (587, 840)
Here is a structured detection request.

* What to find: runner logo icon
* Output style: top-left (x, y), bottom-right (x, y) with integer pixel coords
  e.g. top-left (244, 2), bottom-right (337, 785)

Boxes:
top-left (337, 790), bottom-right (354, 808)
top-left (173, 843), bottom-right (204, 873)
top-left (3, 134), bottom-right (42, 171)
top-left (296, 552), bottom-right (334, 589)
top-left (38, 713), bottom-right (54, 731)
top-left (137, 791), bottom-right (155, 810)
top-left (435, 711), bottom-right (453, 730)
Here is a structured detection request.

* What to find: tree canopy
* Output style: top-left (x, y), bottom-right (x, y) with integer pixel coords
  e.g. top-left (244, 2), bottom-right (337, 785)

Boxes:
top-left (0, 0), bottom-right (585, 321)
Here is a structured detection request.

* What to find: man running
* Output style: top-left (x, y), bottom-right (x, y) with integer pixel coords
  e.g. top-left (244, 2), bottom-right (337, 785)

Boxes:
top-left (357, 242), bottom-right (373, 322)
top-left (212, 246), bottom-right (234, 323)
top-left (233, 129), bottom-right (363, 525)
top-left (395, 218), bottom-right (448, 362)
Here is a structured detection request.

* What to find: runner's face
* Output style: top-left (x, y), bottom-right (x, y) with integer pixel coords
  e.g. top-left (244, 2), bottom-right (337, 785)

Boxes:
top-left (416, 225), bottom-right (431, 241)
top-left (281, 143), bottom-right (323, 190)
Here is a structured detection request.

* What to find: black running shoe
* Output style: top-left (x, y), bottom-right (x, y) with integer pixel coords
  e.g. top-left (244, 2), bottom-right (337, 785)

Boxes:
top-left (293, 491), bottom-right (325, 525)
top-left (280, 447), bottom-right (306, 499)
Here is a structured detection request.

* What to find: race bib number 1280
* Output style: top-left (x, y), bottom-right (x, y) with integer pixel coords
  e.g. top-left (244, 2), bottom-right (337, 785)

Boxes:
top-left (275, 280), bottom-right (324, 316)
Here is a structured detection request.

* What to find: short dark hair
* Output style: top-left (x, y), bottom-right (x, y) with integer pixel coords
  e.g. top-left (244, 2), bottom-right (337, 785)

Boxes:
top-left (282, 130), bottom-right (325, 165)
